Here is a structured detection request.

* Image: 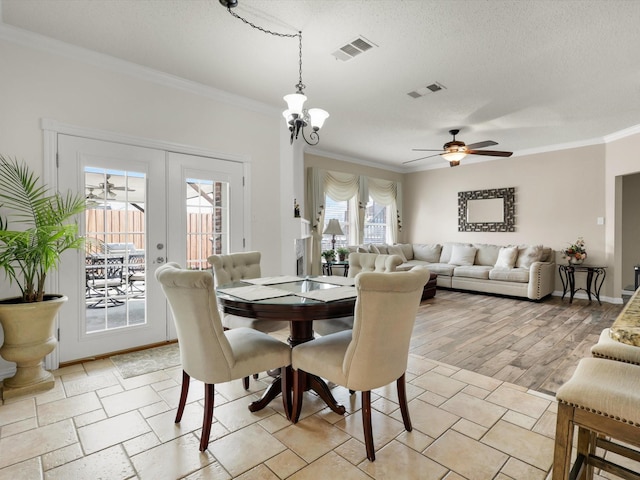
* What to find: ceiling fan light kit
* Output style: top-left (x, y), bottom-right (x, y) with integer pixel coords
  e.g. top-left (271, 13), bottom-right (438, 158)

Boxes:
top-left (406, 129), bottom-right (513, 167)
top-left (221, 0), bottom-right (328, 146)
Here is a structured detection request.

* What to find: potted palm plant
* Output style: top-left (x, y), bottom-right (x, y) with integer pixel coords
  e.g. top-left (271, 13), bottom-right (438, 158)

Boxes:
top-left (0, 155), bottom-right (86, 399)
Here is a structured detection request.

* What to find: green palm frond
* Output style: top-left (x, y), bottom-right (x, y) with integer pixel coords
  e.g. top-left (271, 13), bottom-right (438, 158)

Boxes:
top-left (0, 155), bottom-right (86, 303)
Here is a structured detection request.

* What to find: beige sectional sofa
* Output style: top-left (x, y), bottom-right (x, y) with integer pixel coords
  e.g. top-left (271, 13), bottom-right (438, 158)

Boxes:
top-left (349, 242), bottom-right (556, 301)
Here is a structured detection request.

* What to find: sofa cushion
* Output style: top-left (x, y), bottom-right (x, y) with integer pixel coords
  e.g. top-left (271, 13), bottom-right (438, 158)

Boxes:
top-left (494, 246), bottom-right (519, 269)
top-left (366, 244), bottom-right (381, 254)
top-left (489, 268), bottom-right (530, 283)
top-left (413, 244), bottom-right (442, 263)
top-left (516, 245), bottom-right (544, 269)
top-left (439, 242), bottom-right (469, 263)
top-left (449, 245), bottom-right (478, 266)
top-left (396, 259), bottom-right (428, 271)
top-left (453, 265), bottom-right (492, 279)
top-left (424, 263), bottom-right (456, 276)
top-left (540, 247), bottom-right (552, 263)
top-left (474, 244), bottom-right (501, 266)
top-left (396, 243), bottom-right (414, 261)
top-left (387, 245), bottom-right (408, 262)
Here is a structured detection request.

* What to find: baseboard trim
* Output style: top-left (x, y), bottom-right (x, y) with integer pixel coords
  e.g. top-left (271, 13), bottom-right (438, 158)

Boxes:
top-left (551, 290), bottom-right (622, 305)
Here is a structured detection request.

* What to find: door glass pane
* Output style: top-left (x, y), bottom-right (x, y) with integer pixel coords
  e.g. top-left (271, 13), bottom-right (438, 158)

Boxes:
top-left (186, 178), bottom-right (229, 270)
top-left (84, 168), bottom-right (146, 333)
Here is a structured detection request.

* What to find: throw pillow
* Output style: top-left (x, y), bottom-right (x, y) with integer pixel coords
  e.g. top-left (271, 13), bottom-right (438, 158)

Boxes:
top-left (494, 246), bottom-right (519, 269)
top-left (387, 245), bottom-right (408, 263)
top-left (413, 244), bottom-right (442, 263)
top-left (448, 245), bottom-right (478, 266)
top-left (516, 245), bottom-right (544, 269)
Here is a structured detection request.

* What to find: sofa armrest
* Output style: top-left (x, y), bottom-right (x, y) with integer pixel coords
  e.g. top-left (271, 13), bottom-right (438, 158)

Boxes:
top-left (527, 261), bottom-right (556, 300)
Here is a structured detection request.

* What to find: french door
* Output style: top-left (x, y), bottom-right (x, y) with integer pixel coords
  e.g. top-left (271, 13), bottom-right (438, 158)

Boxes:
top-left (56, 135), bottom-right (244, 362)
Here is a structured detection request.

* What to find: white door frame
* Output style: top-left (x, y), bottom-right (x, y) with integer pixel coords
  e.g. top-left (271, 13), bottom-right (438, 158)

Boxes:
top-left (41, 118), bottom-right (252, 368)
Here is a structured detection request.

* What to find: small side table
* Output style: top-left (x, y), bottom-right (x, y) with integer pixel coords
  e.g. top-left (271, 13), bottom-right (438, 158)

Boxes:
top-left (559, 264), bottom-right (607, 306)
top-left (322, 260), bottom-right (349, 277)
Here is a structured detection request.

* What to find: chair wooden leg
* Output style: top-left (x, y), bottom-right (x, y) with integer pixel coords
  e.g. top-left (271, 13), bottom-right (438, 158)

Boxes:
top-left (200, 383), bottom-right (215, 452)
top-left (362, 390), bottom-right (375, 461)
top-left (552, 402), bottom-right (576, 480)
top-left (291, 368), bottom-right (305, 424)
top-left (175, 370), bottom-right (190, 423)
top-left (281, 366), bottom-right (292, 420)
top-left (397, 373), bottom-right (412, 432)
top-left (243, 376), bottom-right (249, 390)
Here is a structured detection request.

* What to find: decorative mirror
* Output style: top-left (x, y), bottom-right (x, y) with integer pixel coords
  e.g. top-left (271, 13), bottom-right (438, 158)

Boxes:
top-left (458, 187), bottom-right (515, 232)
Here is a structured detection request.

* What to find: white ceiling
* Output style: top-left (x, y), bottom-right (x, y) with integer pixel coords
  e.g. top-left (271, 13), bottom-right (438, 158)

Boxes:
top-left (3, 0), bottom-right (640, 171)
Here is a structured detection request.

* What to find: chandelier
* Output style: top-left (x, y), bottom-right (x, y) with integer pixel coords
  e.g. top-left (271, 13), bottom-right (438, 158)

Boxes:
top-left (220, 0), bottom-right (329, 145)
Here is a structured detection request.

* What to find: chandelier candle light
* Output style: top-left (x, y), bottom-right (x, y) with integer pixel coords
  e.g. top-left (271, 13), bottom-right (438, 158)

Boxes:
top-left (220, 0), bottom-right (329, 145)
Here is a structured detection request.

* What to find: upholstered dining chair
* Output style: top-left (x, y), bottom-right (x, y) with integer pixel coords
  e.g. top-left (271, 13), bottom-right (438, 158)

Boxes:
top-left (313, 252), bottom-right (405, 336)
top-left (207, 251), bottom-right (287, 333)
top-left (155, 263), bottom-right (291, 451)
top-left (208, 251), bottom-right (289, 388)
top-left (291, 266), bottom-right (429, 461)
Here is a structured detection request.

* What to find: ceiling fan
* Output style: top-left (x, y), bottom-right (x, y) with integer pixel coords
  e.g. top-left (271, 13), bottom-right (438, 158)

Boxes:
top-left (87, 174), bottom-right (135, 199)
top-left (404, 129), bottom-right (513, 167)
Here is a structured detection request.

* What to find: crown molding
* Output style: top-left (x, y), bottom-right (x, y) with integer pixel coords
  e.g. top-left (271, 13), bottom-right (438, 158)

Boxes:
top-left (0, 22), bottom-right (280, 117)
top-left (603, 123), bottom-right (640, 143)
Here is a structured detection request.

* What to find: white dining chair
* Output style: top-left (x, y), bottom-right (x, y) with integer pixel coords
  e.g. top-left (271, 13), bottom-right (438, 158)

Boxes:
top-left (291, 266), bottom-right (429, 461)
top-left (313, 252), bottom-right (404, 336)
top-left (155, 262), bottom-right (291, 451)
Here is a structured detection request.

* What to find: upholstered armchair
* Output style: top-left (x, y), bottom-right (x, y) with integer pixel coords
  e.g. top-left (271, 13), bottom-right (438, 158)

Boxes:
top-left (155, 263), bottom-right (291, 451)
top-left (291, 267), bottom-right (430, 461)
top-left (313, 252), bottom-right (404, 336)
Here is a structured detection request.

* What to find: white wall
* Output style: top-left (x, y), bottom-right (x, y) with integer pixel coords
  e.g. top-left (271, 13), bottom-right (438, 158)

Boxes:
top-left (0, 37), bottom-right (283, 374)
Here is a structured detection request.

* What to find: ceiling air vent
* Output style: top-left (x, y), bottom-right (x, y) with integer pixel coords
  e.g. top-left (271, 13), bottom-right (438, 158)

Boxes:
top-left (407, 82), bottom-right (447, 98)
top-left (331, 36), bottom-right (377, 61)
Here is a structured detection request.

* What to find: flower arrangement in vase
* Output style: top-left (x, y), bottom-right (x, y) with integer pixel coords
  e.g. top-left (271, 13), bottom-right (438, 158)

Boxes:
top-left (562, 237), bottom-right (587, 265)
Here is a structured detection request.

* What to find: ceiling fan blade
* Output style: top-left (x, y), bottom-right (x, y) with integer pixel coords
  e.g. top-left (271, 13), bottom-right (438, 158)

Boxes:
top-left (467, 149), bottom-right (513, 157)
top-left (465, 140), bottom-right (498, 150)
top-left (402, 153), bottom-right (443, 165)
top-left (111, 186), bottom-right (135, 191)
top-left (411, 148), bottom-right (444, 152)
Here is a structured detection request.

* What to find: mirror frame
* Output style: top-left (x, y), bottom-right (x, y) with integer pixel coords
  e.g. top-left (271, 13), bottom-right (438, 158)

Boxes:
top-left (458, 187), bottom-right (516, 232)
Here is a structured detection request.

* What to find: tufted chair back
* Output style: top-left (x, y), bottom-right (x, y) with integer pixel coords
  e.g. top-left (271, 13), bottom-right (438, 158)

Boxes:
top-left (207, 251), bottom-right (261, 286)
top-left (348, 252), bottom-right (403, 278)
top-left (344, 267), bottom-right (429, 390)
top-left (155, 263), bottom-right (235, 384)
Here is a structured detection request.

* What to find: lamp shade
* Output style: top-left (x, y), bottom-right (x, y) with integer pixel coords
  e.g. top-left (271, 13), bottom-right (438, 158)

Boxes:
top-left (323, 219), bottom-right (344, 236)
top-left (283, 93), bottom-right (307, 116)
top-left (308, 108), bottom-right (329, 130)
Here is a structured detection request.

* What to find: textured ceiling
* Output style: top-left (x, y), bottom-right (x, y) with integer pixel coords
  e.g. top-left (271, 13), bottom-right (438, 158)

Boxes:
top-left (3, 0), bottom-right (640, 170)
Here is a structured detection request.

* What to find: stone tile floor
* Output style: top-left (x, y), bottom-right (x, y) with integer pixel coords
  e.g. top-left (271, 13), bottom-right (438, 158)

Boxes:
top-left (0, 350), bottom-right (610, 479)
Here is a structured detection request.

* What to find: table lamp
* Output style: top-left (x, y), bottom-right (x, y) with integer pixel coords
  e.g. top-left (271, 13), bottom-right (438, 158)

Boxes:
top-left (323, 219), bottom-right (344, 252)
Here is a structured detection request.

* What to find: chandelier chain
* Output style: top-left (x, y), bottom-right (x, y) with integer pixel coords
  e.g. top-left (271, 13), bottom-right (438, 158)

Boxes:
top-left (225, 7), bottom-right (304, 92)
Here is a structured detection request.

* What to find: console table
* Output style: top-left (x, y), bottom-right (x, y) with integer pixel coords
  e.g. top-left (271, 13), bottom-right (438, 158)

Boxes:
top-left (559, 264), bottom-right (607, 306)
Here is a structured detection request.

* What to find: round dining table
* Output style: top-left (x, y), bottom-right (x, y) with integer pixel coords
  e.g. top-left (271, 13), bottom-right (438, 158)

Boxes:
top-left (216, 276), bottom-right (356, 416)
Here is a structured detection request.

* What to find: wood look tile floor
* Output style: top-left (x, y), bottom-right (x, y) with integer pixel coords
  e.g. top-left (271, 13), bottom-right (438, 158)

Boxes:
top-left (0, 290), bottom-right (622, 479)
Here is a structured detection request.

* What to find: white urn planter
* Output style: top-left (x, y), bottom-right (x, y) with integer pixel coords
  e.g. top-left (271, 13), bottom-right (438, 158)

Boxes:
top-left (0, 295), bottom-right (65, 400)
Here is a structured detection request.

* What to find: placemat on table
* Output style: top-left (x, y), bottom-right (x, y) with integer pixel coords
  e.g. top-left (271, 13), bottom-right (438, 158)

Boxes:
top-left (217, 285), bottom-right (292, 301)
top-left (311, 276), bottom-right (356, 287)
top-left (243, 275), bottom-right (302, 285)
top-left (294, 286), bottom-right (357, 302)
